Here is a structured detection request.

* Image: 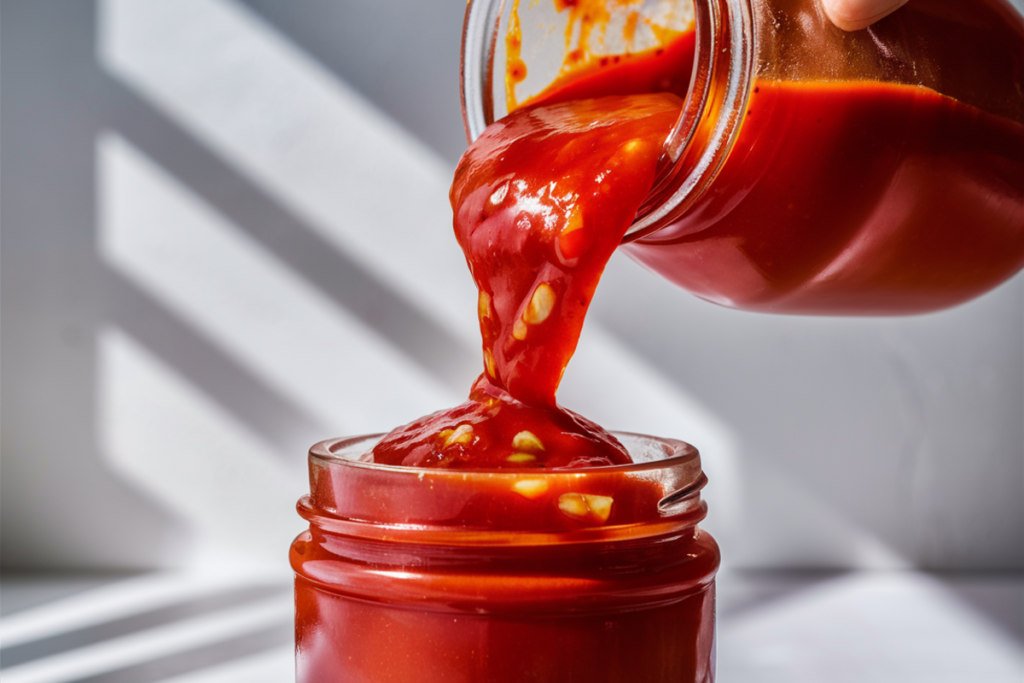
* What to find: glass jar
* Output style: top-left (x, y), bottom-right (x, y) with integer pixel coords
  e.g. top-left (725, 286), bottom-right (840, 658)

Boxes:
top-left (292, 433), bottom-right (719, 683)
top-left (461, 0), bottom-right (1024, 315)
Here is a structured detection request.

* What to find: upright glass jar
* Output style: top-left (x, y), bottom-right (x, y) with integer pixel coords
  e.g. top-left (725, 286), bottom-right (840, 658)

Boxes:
top-left (462, 0), bottom-right (1024, 315)
top-left (292, 433), bottom-right (719, 683)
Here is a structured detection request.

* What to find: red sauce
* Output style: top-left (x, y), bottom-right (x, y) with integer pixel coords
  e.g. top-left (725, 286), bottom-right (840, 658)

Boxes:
top-left (521, 0), bottom-right (1024, 315)
top-left (372, 94), bottom-right (683, 469)
top-left (504, 0), bottom-right (696, 111)
top-left (294, 527), bottom-right (717, 683)
top-left (626, 79), bottom-right (1024, 314)
top-left (374, 12), bottom-right (1024, 469)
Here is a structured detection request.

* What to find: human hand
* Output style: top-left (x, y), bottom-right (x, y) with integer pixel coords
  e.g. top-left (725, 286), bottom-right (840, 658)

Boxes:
top-left (822, 0), bottom-right (910, 30)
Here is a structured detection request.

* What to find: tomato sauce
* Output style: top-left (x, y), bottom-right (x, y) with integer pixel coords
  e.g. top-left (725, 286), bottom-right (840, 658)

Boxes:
top-left (373, 35), bottom-right (1024, 470)
top-left (373, 0), bottom-right (1024, 466)
top-left (515, 1), bottom-right (1024, 315)
top-left (295, 535), bottom-right (717, 683)
top-left (372, 94), bottom-right (683, 469)
top-left (625, 79), bottom-right (1024, 314)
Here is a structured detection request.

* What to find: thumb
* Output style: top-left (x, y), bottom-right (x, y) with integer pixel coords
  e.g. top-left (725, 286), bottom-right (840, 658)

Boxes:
top-left (822, 0), bottom-right (910, 31)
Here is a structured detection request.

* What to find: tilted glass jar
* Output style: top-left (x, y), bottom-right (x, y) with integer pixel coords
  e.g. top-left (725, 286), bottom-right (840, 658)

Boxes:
top-left (292, 433), bottom-right (719, 683)
top-left (462, 0), bottom-right (1024, 315)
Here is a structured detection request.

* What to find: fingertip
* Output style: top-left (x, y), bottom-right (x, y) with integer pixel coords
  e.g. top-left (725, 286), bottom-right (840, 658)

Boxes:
top-left (822, 0), bottom-right (909, 32)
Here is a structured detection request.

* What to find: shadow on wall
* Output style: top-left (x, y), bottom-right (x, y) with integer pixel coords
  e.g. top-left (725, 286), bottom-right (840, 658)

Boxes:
top-left (2, 0), bottom-right (1022, 574)
top-left (1, 0), bottom-right (478, 570)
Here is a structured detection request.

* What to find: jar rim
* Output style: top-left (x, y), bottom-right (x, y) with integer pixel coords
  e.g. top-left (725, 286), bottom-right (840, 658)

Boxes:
top-left (303, 432), bottom-right (708, 538)
top-left (310, 431), bottom-right (699, 477)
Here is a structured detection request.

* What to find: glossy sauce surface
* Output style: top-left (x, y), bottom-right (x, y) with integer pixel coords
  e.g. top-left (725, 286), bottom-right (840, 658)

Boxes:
top-left (372, 94), bottom-right (683, 468)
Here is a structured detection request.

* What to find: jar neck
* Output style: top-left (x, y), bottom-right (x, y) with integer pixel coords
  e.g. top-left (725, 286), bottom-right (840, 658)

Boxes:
top-left (460, 0), bottom-right (755, 239)
top-left (628, 0), bottom-right (755, 239)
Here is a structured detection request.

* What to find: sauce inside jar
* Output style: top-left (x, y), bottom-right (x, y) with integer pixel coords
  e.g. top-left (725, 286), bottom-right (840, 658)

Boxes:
top-left (295, 434), bottom-right (719, 683)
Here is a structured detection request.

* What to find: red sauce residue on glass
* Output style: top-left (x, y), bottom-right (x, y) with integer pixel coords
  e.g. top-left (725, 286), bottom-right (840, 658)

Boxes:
top-left (506, 0), bottom-right (696, 111)
top-left (372, 94), bottom-right (682, 469)
top-left (523, 29), bottom-right (696, 107)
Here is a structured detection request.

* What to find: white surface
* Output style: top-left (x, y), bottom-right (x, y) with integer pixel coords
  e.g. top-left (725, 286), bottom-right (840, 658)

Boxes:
top-left (718, 571), bottom-right (1024, 682)
top-left (1, 571), bottom-right (1020, 682)
top-left (0, 571), bottom-right (282, 649)
top-left (98, 131), bottom-right (457, 435)
top-left (2, 598), bottom-right (291, 683)
top-left (154, 646), bottom-right (294, 683)
top-left (100, 0), bottom-right (479, 347)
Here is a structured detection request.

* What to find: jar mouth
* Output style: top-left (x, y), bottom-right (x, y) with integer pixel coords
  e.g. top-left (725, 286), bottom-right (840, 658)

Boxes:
top-left (310, 431), bottom-right (698, 475)
top-left (461, 0), bottom-right (754, 240)
top-left (303, 432), bottom-right (708, 539)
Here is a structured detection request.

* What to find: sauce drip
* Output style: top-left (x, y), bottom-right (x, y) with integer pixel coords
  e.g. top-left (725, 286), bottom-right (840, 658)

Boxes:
top-left (372, 94), bottom-right (682, 468)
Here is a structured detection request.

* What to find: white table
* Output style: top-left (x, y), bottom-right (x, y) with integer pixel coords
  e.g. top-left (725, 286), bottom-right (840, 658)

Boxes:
top-left (2, 570), bottom-right (1021, 682)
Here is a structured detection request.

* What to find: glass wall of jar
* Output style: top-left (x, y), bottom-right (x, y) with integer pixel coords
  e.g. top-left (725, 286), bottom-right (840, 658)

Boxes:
top-left (462, 0), bottom-right (1024, 315)
top-left (292, 433), bottom-right (720, 683)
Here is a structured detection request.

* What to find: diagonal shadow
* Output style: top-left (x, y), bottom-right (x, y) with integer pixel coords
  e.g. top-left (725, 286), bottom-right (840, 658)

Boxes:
top-left (100, 266), bottom-right (326, 458)
top-left (65, 623), bottom-right (292, 683)
top-left (99, 73), bottom-right (476, 394)
top-left (239, 0), bottom-right (469, 165)
top-left (939, 572), bottom-right (1024, 645)
top-left (0, 582), bottom-right (289, 668)
top-left (717, 569), bottom-right (851, 619)
top-left (2, 0), bottom-right (185, 568)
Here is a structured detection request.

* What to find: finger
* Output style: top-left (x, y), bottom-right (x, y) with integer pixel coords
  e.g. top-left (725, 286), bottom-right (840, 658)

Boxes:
top-left (822, 0), bottom-right (910, 31)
